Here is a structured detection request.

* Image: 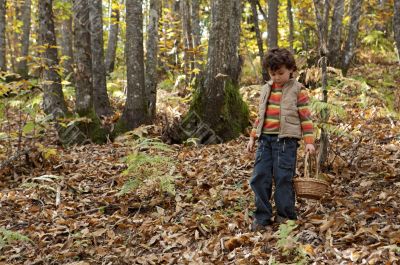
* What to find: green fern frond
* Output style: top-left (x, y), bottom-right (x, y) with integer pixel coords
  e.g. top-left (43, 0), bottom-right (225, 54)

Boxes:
top-left (310, 99), bottom-right (347, 118)
top-left (159, 175), bottom-right (176, 196)
top-left (0, 227), bottom-right (31, 249)
top-left (117, 178), bottom-right (141, 196)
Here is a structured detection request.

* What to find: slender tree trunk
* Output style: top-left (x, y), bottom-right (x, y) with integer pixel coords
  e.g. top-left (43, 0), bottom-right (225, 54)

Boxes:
top-left (328, 0), bottom-right (344, 67)
top-left (16, 0), bottom-right (31, 78)
top-left (145, 0), bottom-right (160, 122)
top-left (60, 0), bottom-right (74, 79)
top-left (191, 0), bottom-right (201, 48)
top-left (38, 0), bottom-right (68, 117)
top-left (287, 0), bottom-right (294, 52)
top-left (90, 0), bottom-right (113, 117)
top-left (167, 0), bottom-right (249, 144)
top-left (267, 0), bottom-right (279, 48)
top-left (227, 0), bottom-right (242, 83)
top-left (0, 0), bottom-right (6, 71)
top-left (73, 0), bottom-right (93, 116)
top-left (180, 0), bottom-right (194, 84)
top-left (341, 0), bottom-right (363, 76)
top-left (105, 0), bottom-right (120, 74)
top-left (115, 0), bottom-right (147, 133)
top-left (191, 0), bottom-right (202, 72)
top-left (313, 0), bottom-right (330, 168)
top-left (394, 0), bottom-right (400, 64)
top-left (250, 0), bottom-right (268, 82)
top-left (394, 0), bottom-right (400, 111)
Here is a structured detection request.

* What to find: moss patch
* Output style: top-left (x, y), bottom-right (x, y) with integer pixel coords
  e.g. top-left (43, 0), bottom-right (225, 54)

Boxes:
top-left (181, 79), bottom-right (249, 143)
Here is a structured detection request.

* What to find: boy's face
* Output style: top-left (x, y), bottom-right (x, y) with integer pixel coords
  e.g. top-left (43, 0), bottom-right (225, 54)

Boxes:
top-left (268, 66), bottom-right (293, 86)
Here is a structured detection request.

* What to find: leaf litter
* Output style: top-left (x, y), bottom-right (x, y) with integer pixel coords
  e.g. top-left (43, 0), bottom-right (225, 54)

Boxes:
top-left (0, 66), bottom-right (400, 264)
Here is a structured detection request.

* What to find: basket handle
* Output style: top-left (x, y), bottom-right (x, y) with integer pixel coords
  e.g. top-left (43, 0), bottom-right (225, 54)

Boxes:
top-left (304, 152), bottom-right (319, 179)
top-left (304, 152), bottom-right (310, 178)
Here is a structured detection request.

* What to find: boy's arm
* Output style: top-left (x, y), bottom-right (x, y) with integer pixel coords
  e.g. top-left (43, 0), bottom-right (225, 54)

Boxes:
top-left (250, 118), bottom-right (259, 139)
top-left (297, 88), bottom-right (314, 144)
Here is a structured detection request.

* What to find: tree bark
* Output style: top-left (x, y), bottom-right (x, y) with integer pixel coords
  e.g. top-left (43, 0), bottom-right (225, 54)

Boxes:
top-left (191, 0), bottom-right (202, 73)
top-left (105, 0), bottom-right (120, 74)
top-left (60, 0), bottom-right (74, 79)
top-left (328, 0), bottom-right (344, 67)
top-left (341, 0), bottom-right (363, 76)
top-left (267, 0), bottom-right (279, 48)
top-left (0, 0), bottom-right (6, 71)
top-left (394, 0), bottom-right (400, 64)
top-left (191, 0), bottom-right (201, 48)
top-left (394, 0), bottom-right (400, 111)
top-left (16, 0), bottom-right (31, 78)
top-left (72, 0), bottom-right (107, 143)
top-left (287, 0), bottom-right (294, 52)
top-left (38, 0), bottom-right (68, 117)
top-left (73, 0), bottom-right (93, 116)
top-left (115, 0), bottom-right (147, 133)
top-left (180, 0), bottom-right (194, 84)
top-left (90, 0), bottom-right (113, 117)
top-left (250, 0), bottom-right (268, 82)
top-left (145, 0), bottom-right (160, 122)
top-left (313, 0), bottom-right (330, 168)
top-left (167, 0), bottom-right (249, 144)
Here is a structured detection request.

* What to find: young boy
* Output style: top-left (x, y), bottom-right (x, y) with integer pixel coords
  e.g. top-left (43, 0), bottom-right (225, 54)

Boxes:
top-left (246, 48), bottom-right (315, 231)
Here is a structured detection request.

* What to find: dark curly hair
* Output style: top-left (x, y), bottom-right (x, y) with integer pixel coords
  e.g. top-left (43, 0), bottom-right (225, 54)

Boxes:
top-left (262, 48), bottom-right (297, 72)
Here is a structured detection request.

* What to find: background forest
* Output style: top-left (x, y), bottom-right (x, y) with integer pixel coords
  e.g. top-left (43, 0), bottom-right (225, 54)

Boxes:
top-left (0, 0), bottom-right (400, 264)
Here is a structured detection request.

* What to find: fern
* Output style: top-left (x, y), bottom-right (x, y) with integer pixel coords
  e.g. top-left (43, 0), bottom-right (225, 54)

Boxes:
top-left (159, 175), bottom-right (177, 196)
top-left (310, 99), bottom-right (346, 118)
top-left (117, 178), bottom-right (141, 196)
top-left (0, 227), bottom-right (31, 249)
top-left (118, 137), bottom-right (178, 197)
top-left (316, 122), bottom-right (352, 138)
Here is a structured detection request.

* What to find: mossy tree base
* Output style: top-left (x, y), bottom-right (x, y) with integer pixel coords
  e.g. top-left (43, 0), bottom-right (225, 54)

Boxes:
top-left (165, 79), bottom-right (249, 144)
top-left (57, 108), bottom-right (109, 146)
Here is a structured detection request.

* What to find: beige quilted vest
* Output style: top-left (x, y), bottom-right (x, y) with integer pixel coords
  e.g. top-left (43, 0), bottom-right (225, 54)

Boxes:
top-left (255, 79), bottom-right (302, 139)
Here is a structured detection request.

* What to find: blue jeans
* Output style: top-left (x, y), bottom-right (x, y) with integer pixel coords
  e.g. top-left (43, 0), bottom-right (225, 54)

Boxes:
top-left (250, 134), bottom-right (298, 225)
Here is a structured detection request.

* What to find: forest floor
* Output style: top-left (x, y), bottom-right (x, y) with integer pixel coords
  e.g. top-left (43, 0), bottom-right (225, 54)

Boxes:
top-left (0, 63), bottom-right (400, 264)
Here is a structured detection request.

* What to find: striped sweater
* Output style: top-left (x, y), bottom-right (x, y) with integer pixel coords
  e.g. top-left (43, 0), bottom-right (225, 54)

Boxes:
top-left (251, 82), bottom-right (315, 144)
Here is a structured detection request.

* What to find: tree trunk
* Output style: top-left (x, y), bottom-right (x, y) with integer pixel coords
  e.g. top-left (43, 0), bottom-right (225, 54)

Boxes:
top-left (328, 0), bottom-right (344, 67)
top-left (341, 0), bottom-right (363, 76)
top-left (60, 0), bottom-right (74, 79)
top-left (180, 0), bottom-right (194, 85)
top-left (191, 0), bottom-right (202, 72)
top-left (90, 0), bottom-right (113, 117)
top-left (145, 0), bottom-right (160, 122)
top-left (394, 0), bottom-right (400, 64)
top-left (105, 0), bottom-right (120, 74)
top-left (287, 0), bottom-right (294, 52)
top-left (73, 0), bottom-right (93, 116)
top-left (167, 0), bottom-right (249, 144)
top-left (16, 0), bottom-right (31, 78)
top-left (267, 0), bottom-right (279, 48)
top-left (0, 0), bottom-right (6, 71)
top-left (394, 0), bottom-right (400, 111)
top-left (38, 0), bottom-right (68, 117)
top-left (115, 0), bottom-right (147, 134)
top-left (72, 0), bottom-right (107, 144)
top-left (191, 0), bottom-right (201, 48)
top-left (313, 0), bottom-right (330, 168)
top-left (250, 0), bottom-right (268, 82)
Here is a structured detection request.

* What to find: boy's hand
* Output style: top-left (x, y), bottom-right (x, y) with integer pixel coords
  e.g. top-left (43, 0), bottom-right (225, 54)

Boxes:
top-left (305, 143), bottom-right (315, 154)
top-left (247, 137), bottom-right (255, 152)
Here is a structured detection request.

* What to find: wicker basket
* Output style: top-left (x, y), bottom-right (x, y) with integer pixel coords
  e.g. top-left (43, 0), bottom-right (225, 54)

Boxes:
top-left (294, 152), bottom-right (329, 200)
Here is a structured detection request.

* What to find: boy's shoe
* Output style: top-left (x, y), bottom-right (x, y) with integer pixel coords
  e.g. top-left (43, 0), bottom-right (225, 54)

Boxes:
top-left (275, 215), bottom-right (297, 224)
top-left (251, 219), bottom-right (272, 232)
top-left (275, 215), bottom-right (288, 224)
